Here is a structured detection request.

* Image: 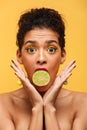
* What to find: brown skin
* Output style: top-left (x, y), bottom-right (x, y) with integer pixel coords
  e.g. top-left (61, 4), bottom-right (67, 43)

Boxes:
top-left (0, 28), bottom-right (87, 130)
top-left (0, 88), bottom-right (87, 130)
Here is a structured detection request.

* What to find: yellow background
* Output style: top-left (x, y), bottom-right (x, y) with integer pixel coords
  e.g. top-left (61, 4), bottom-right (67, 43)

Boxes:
top-left (0, 0), bottom-right (87, 93)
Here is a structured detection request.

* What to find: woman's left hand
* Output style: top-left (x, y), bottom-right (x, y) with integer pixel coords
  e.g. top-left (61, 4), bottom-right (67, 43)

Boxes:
top-left (43, 60), bottom-right (76, 108)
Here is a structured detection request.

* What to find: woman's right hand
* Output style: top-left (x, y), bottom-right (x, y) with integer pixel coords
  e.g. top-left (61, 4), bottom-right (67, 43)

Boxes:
top-left (11, 60), bottom-right (43, 109)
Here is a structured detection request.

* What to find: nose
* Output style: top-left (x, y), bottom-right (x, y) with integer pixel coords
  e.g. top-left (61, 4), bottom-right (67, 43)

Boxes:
top-left (36, 49), bottom-right (47, 65)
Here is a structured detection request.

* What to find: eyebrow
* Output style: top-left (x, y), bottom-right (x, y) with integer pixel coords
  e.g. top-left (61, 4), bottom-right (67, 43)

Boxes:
top-left (24, 40), bottom-right (36, 45)
top-left (46, 40), bottom-right (58, 44)
top-left (24, 40), bottom-right (59, 45)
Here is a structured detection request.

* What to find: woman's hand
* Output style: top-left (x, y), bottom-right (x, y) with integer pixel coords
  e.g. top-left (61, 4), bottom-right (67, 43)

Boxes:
top-left (11, 59), bottom-right (76, 108)
top-left (43, 60), bottom-right (76, 108)
top-left (43, 60), bottom-right (76, 130)
top-left (11, 60), bottom-right (43, 130)
top-left (11, 60), bottom-right (43, 109)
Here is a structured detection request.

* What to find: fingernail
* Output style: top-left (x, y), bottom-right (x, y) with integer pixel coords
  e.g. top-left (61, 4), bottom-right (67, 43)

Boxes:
top-left (10, 65), bottom-right (12, 68)
top-left (74, 60), bottom-right (76, 63)
top-left (11, 60), bottom-right (14, 63)
top-left (64, 80), bottom-right (68, 85)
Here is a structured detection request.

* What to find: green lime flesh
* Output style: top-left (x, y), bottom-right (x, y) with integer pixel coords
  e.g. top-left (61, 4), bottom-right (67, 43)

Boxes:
top-left (32, 70), bottom-right (50, 87)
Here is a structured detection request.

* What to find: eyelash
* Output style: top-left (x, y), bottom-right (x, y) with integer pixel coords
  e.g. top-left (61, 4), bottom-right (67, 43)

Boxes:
top-left (26, 46), bottom-right (57, 54)
top-left (26, 46), bottom-right (37, 54)
top-left (47, 46), bottom-right (57, 54)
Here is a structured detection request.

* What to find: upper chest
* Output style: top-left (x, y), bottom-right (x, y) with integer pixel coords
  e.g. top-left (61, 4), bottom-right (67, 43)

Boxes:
top-left (55, 96), bottom-right (76, 130)
top-left (10, 97), bottom-right (31, 130)
top-left (13, 98), bottom-right (75, 130)
top-left (11, 92), bottom-right (78, 130)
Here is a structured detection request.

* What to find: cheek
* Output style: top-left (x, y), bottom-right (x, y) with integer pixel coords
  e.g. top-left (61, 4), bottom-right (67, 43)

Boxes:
top-left (50, 62), bottom-right (59, 75)
top-left (48, 62), bottom-right (60, 85)
top-left (49, 55), bottom-right (61, 77)
top-left (22, 57), bottom-right (35, 75)
top-left (49, 56), bottom-right (61, 69)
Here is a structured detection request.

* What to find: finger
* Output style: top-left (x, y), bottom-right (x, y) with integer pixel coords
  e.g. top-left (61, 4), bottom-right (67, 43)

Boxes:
top-left (10, 63), bottom-right (19, 72)
top-left (58, 61), bottom-right (76, 84)
top-left (11, 60), bottom-right (24, 74)
top-left (60, 60), bottom-right (76, 76)
top-left (11, 60), bottom-right (26, 81)
top-left (11, 60), bottom-right (22, 71)
top-left (62, 72), bottom-right (72, 82)
top-left (62, 63), bottom-right (76, 76)
top-left (15, 71), bottom-right (26, 81)
top-left (62, 60), bottom-right (76, 72)
top-left (67, 63), bottom-right (76, 73)
top-left (60, 64), bottom-right (76, 82)
top-left (66, 60), bottom-right (76, 68)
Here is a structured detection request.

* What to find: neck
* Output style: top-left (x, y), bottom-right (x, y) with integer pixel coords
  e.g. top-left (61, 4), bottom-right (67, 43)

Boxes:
top-left (38, 90), bottom-right (46, 97)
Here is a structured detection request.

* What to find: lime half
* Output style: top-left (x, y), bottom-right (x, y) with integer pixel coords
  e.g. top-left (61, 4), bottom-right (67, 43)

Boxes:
top-left (32, 70), bottom-right (50, 87)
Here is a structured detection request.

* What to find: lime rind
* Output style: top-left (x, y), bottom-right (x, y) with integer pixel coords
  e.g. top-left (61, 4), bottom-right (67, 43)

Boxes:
top-left (32, 70), bottom-right (50, 87)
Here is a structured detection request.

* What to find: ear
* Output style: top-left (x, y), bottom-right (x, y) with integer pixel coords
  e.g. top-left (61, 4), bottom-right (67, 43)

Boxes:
top-left (16, 49), bottom-right (23, 64)
top-left (60, 49), bottom-right (66, 64)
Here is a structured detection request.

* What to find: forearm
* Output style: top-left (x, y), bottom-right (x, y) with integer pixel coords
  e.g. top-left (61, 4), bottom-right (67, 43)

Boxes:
top-left (29, 106), bottom-right (43, 130)
top-left (44, 106), bottom-right (60, 130)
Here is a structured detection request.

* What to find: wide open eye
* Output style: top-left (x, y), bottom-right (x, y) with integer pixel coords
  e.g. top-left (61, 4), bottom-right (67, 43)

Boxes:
top-left (47, 46), bottom-right (57, 54)
top-left (26, 46), bottom-right (37, 54)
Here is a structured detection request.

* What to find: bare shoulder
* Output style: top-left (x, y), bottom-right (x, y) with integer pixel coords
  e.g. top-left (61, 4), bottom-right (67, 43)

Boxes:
top-left (0, 89), bottom-right (31, 129)
top-left (0, 88), bottom-right (31, 110)
top-left (0, 92), bottom-right (13, 114)
top-left (71, 90), bottom-right (87, 106)
top-left (70, 91), bottom-right (87, 129)
top-left (71, 90), bottom-right (87, 119)
top-left (64, 89), bottom-right (87, 129)
top-left (60, 88), bottom-right (87, 104)
top-left (57, 88), bottom-right (87, 109)
top-left (0, 92), bottom-right (11, 108)
top-left (0, 88), bottom-right (28, 113)
top-left (0, 93), bottom-right (16, 129)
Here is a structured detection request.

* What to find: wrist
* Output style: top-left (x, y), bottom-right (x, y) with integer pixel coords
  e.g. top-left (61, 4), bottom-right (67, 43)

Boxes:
top-left (44, 104), bottom-right (56, 113)
top-left (32, 103), bottom-right (43, 112)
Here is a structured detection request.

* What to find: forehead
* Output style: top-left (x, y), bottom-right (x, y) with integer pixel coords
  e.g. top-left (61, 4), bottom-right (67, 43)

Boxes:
top-left (23, 28), bottom-right (59, 42)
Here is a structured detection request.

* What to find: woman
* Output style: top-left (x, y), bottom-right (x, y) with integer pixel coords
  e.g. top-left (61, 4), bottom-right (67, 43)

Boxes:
top-left (0, 8), bottom-right (87, 130)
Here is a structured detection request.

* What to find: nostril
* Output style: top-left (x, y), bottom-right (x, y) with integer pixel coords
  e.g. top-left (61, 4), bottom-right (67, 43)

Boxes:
top-left (37, 60), bottom-right (47, 65)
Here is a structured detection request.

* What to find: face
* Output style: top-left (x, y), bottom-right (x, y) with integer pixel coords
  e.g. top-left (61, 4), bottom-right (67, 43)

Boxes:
top-left (17, 28), bottom-right (66, 92)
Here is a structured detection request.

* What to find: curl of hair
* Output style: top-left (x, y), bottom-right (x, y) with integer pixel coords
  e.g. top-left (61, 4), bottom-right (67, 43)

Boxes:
top-left (16, 8), bottom-right (65, 50)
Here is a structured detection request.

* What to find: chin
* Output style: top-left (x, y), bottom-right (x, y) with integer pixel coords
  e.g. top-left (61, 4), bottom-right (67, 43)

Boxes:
top-left (34, 84), bottom-right (50, 92)
top-left (36, 86), bottom-right (49, 92)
